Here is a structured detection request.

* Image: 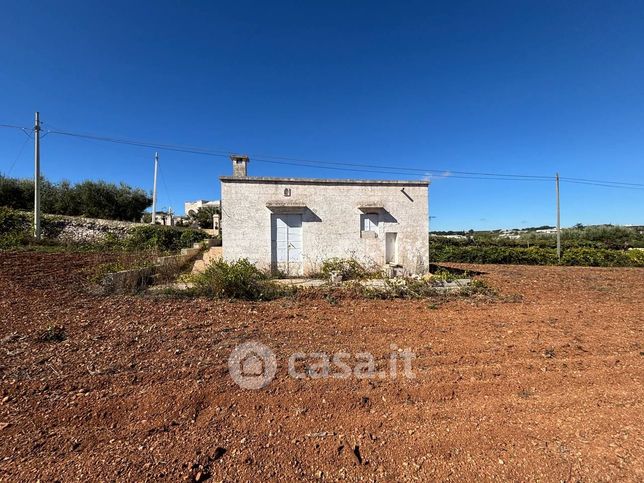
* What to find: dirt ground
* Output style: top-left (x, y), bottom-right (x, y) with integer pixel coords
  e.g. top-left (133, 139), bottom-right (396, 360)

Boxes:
top-left (0, 252), bottom-right (642, 481)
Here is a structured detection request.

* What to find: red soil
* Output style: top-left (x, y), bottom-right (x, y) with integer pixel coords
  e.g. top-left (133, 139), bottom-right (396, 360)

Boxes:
top-left (0, 252), bottom-right (642, 481)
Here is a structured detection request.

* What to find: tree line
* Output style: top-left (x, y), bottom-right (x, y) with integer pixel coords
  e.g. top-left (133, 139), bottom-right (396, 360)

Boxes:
top-left (0, 174), bottom-right (151, 222)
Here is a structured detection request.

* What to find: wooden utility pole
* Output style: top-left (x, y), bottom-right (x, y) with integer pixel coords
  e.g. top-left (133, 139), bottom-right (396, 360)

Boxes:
top-left (151, 152), bottom-right (158, 224)
top-left (556, 172), bottom-right (561, 261)
top-left (33, 112), bottom-right (41, 240)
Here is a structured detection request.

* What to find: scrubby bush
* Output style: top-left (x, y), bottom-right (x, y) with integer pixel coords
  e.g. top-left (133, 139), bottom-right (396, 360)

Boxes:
top-left (0, 207), bottom-right (29, 233)
top-left (179, 229), bottom-right (209, 248)
top-left (561, 247), bottom-right (644, 267)
top-left (320, 258), bottom-right (374, 280)
top-left (123, 225), bottom-right (207, 252)
top-left (0, 208), bottom-right (30, 249)
top-left (191, 258), bottom-right (285, 300)
top-left (627, 249), bottom-right (644, 266)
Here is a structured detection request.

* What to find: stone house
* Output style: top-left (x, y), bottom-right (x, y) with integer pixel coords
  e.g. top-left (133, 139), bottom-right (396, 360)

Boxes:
top-left (220, 155), bottom-right (430, 276)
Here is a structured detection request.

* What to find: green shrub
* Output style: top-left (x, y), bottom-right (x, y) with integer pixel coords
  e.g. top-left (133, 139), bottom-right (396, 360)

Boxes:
top-left (179, 229), bottom-right (209, 247)
top-left (191, 258), bottom-right (284, 300)
top-left (0, 230), bottom-right (30, 249)
top-left (320, 258), bottom-right (373, 280)
top-left (429, 243), bottom-right (643, 267)
top-left (561, 247), bottom-right (643, 267)
top-left (124, 225), bottom-right (206, 252)
top-left (627, 249), bottom-right (644, 266)
top-left (429, 246), bottom-right (559, 265)
top-left (0, 207), bottom-right (30, 248)
top-left (0, 207), bottom-right (30, 233)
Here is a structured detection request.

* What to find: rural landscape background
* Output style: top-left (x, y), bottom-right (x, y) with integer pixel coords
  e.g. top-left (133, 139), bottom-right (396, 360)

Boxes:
top-left (2, 1), bottom-right (643, 481)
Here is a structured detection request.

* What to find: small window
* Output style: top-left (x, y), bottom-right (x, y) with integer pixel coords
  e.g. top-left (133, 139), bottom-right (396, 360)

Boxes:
top-left (284, 188), bottom-right (291, 197)
top-left (361, 213), bottom-right (378, 232)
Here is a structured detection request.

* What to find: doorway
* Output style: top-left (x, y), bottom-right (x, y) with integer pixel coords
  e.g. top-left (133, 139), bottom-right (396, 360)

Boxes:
top-left (385, 232), bottom-right (398, 264)
top-left (271, 213), bottom-right (303, 276)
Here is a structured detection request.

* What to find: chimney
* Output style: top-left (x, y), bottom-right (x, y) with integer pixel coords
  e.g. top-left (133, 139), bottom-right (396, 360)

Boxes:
top-left (231, 154), bottom-right (250, 177)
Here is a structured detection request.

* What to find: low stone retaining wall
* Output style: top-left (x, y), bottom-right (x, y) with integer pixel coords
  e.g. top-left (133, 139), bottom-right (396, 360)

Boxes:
top-left (100, 246), bottom-right (204, 294)
top-left (2, 210), bottom-right (144, 243)
top-left (43, 215), bottom-right (141, 243)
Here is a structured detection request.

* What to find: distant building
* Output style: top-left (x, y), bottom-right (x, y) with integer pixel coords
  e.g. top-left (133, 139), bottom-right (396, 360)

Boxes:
top-left (499, 230), bottom-right (521, 239)
top-left (430, 234), bottom-right (467, 240)
top-left (184, 199), bottom-right (220, 217)
top-left (141, 210), bottom-right (175, 226)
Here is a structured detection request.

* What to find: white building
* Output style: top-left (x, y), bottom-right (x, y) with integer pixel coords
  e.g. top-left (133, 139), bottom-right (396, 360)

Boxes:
top-left (184, 199), bottom-right (220, 217)
top-left (220, 155), bottom-right (430, 276)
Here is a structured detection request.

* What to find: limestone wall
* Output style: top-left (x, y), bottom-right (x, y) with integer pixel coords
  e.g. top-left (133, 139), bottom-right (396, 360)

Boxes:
top-left (221, 178), bottom-right (430, 275)
top-left (43, 215), bottom-right (138, 243)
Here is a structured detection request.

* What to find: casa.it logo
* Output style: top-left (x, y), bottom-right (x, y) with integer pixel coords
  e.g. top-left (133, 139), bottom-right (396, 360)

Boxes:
top-left (227, 341), bottom-right (277, 390)
top-left (228, 341), bottom-right (416, 389)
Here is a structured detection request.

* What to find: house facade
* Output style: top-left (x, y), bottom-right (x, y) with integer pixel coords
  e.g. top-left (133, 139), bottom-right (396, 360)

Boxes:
top-left (184, 199), bottom-right (220, 217)
top-left (220, 156), bottom-right (430, 276)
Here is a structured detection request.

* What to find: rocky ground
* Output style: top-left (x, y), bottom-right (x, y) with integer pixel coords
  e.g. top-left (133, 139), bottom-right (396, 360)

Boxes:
top-left (0, 251), bottom-right (642, 481)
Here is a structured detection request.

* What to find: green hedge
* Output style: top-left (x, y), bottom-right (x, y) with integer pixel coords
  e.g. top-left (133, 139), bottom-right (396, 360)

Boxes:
top-left (561, 248), bottom-right (644, 267)
top-left (429, 245), bottom-right (644, 267)
top-left (429, 246), bottom-right (559, 265)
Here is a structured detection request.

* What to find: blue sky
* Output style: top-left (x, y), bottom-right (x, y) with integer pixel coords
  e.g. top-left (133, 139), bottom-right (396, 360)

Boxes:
top-left (1, 0), bottom-right (643, 230)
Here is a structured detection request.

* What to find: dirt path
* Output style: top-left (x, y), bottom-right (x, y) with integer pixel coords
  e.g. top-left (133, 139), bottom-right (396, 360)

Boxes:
top-left (0, 252), bottom-right (642, 481)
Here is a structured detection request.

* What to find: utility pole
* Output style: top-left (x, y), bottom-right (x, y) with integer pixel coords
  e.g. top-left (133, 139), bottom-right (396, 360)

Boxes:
top-left (151, 152), bottom-right (158, 224)
top-left (33, 112), bottom-right (41, 240)
top-left (556, 172), bottom-right (561, 261)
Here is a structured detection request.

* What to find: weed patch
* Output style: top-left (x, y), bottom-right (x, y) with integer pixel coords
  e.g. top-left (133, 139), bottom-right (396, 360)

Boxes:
top-left (191, 258), bottom-right (290, 300)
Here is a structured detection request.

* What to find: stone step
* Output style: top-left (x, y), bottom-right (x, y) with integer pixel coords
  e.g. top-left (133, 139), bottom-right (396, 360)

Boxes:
top-left (193, 238), bottom-right (219, 249)
top-left (192, 259), bottom-right (207, 273)
top-left (181, 247), bottom-right (200, 257)
top-left (190, 246), bottom-right (223, 274)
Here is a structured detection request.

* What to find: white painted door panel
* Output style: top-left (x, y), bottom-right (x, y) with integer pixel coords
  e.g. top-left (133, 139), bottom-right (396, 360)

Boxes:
top-left (272, 214), bottom-right (303, 275)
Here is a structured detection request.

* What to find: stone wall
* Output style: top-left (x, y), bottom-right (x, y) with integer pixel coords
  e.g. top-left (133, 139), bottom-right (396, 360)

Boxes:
top-left (42, 215), bottom-right (141, 243)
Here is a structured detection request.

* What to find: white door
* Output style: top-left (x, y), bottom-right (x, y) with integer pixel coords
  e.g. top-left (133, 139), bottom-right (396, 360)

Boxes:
top-left (385, 232), bottom-right (398, 264)
top-left (272, 214), bottom-right (303, 276)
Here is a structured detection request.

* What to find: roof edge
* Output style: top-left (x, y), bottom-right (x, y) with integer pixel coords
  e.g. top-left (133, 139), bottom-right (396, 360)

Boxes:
top-left (219, 176), bottom-right (430, 186)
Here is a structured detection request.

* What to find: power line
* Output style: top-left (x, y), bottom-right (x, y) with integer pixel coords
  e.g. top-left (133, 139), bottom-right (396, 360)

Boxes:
top-left (560, 176), bottom-right (644, 187)
top-left (47, 128), bottom-right (557, 180)
top-left (4, 136), bottom-right (31, 177)
top-left (3, 122), bottom-right (643, 189)
top-left (561, 179), bottom-right (644, 190)
top-left (0, 124), bottom-right (33, 138)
